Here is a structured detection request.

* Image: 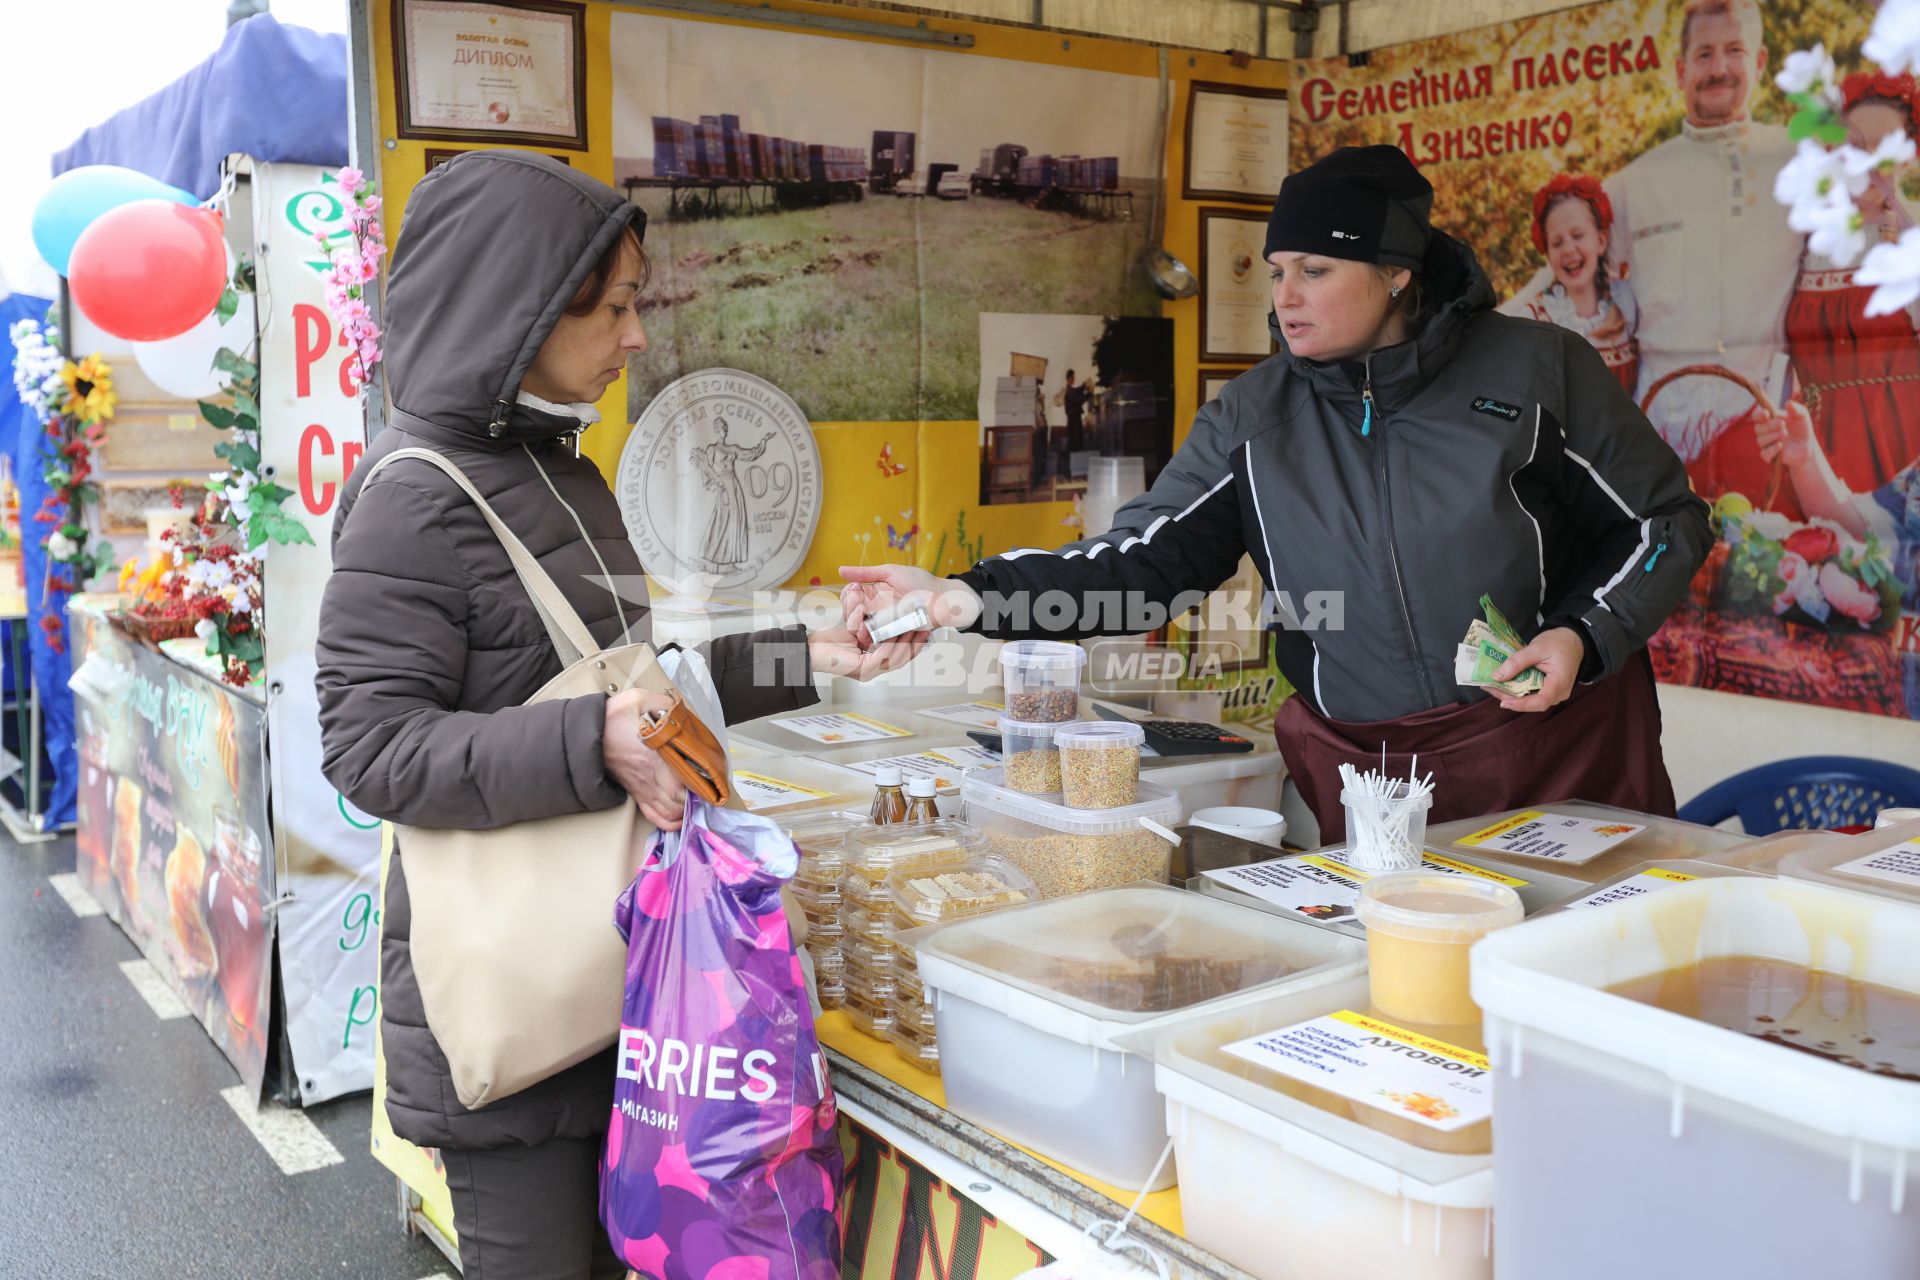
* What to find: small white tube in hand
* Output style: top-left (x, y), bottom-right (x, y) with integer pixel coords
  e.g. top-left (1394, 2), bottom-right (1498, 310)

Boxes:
top-left (865, 604), bottom-right (931, 646)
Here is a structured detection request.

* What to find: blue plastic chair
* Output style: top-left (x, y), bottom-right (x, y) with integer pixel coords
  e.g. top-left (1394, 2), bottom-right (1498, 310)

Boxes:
top-left (1678, 756), bottom-right (1920, 832)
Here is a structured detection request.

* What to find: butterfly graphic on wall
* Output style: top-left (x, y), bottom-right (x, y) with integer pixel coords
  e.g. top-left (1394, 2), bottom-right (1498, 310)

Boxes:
top-left (875, 443), bottom-right (907, 478)
top-left (887, 521), bottom-right (919, 550)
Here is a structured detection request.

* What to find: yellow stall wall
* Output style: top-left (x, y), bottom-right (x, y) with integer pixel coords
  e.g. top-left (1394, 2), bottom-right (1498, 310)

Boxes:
top-left (366, 1), bottom-right (1282, 588)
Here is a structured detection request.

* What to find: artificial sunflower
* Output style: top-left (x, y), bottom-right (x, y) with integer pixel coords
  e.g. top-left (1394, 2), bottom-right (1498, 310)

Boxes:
top-left (60, 355), bottom-right (117, 425)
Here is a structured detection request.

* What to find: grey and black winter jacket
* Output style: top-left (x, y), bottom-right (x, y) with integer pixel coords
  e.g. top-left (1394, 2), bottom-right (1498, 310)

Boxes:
top-left (958, 230), bottom-right (1711, 723)
top-left (315, 152), bottom-right (816, 1150)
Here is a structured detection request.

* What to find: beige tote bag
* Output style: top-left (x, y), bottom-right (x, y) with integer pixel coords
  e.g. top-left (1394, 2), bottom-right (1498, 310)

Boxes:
top-left (362, 447), bottom-right (681, 1109)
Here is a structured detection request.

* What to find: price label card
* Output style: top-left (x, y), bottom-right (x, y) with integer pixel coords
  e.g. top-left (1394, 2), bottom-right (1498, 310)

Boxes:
top-left (1222, 1010), bottom-right (1492, 1132)
top-left (732, 771), bottom-right (836, 811)
top-left (843, 746), bottom-right (1000, 790)
top-left (1202, 847), bottom-right (1527, 925)
top-left (912, 701), bottom-right (1006, 729)
top-left (1563, 867), bottom-right (1699, 910)
top-left (772, 712), bottom-right (914, 744)
top-left (1453, 811), bottom-right (1647, 864)
top-left (1830, 840), bottom-right (1920, 890)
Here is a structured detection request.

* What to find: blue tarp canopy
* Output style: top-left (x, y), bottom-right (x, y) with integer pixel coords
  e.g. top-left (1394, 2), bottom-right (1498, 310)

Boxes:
top-left (53, 13), bottom-right (347, 198)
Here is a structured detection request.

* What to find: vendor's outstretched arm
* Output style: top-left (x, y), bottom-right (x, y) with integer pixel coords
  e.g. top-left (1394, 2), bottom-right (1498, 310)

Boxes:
top-left (843, 401), bottom-right (1252, 642)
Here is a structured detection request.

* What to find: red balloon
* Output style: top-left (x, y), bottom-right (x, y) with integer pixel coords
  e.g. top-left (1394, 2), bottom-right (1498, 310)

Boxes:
top-left (68, 200), bottom-right (227, 342)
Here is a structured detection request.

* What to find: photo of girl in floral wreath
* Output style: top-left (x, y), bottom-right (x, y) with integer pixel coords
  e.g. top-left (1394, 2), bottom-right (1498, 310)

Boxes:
top-left (1781, 71), bottom-right (1920, 494)
top-left (1500, 173), bottom-right (1640, 392)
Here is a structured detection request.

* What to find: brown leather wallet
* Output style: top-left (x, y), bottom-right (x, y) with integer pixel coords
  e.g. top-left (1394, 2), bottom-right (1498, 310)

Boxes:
top-left (637, 695), bottom-right (732, 806)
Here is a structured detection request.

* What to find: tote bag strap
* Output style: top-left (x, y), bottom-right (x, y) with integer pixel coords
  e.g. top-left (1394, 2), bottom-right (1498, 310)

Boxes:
top-left (359, 446), bottom-right (600, 666)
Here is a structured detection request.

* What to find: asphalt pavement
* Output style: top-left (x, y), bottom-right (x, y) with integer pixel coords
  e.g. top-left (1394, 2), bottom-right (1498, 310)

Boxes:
top-left (0, 831), bottom-right (454, 1279)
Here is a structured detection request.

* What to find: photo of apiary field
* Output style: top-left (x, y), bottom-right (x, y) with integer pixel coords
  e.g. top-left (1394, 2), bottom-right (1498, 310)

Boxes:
top-left (610, 9), bottom-right (1164, 424)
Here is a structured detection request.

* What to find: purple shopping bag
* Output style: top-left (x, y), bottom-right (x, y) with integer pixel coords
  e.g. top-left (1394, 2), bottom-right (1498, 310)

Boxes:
top-left (601, 796), bottom-right (843, 1280)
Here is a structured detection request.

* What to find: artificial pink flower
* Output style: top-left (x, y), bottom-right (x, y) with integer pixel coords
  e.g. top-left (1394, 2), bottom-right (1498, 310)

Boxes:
top-left (1817, 561), bottom-right (1883, 625)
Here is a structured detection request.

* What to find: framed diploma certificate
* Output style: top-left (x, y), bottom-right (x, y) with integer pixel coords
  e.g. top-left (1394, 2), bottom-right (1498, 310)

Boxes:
top-left (1199, 207), bottom-right (1278, 364)
top-left (394, 0), bottom-right (589, 150)
top-left (1183, 81), bottom-right (1289, 204)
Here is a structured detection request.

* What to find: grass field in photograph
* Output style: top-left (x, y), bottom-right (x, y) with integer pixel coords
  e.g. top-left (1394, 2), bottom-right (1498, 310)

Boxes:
top-left (626, 187), bottom-right (1161, 422)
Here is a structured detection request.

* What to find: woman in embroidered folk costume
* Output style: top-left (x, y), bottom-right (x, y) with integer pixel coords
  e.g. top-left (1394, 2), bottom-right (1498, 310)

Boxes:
top-left (839, 146), bottom-right (1713, 841)
top-left (1782, 71), bottom-right (1920, 494)
top-left (314, 152), bottom-right (917, 1278)
top-left (1501, 174), bottom-right (1639, 392)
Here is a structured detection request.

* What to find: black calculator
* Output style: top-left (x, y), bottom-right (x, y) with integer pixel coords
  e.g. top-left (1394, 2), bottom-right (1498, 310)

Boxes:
top-left (1091, 706), bottom-right (1256, 757)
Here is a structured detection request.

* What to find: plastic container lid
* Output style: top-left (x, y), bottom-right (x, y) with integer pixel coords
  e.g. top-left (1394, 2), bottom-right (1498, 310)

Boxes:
top-left (963, 767), bottom-right (1180, 836)
top-left (906, 777), bottom-right (937, 798)
top-left (1355, 872), bottom-right (1523, 942)
top-left (912, 882), bottom-right (1367, 1049)
top-left (1472, 876), bottom-right (1920, 1155)
top-left (891, 854), bottom-right (1039, 925)
top-left (794, 845), bottom-right (850, 887)
top-left (997, 716), bottom-right (1063, 743)
top-left (997, 640), bottom-right (1088, 671)
top-left (844, 819), bottom-right (985, 878)
top-left (1114, 974), bottom-right (1496, 1195)
top-left (874, 765), bottom-right (904, 787)
top-left (780, 811), bottom-right (868, 854)
top-left (1056, 720), bottom-right (1144, 751)
top-left (1779, 817), bottom-right (1920, 906)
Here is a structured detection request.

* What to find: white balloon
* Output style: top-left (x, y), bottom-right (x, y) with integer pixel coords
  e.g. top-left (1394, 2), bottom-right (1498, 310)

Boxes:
top-left (131, 289), bottom-right (256, 400)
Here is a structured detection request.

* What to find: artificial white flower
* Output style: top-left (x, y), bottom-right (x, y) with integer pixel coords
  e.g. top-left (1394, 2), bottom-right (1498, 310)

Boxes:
top-left (196, 558), bottom-right (236, 591)
top-left (10, 319), bottom-right (65, 420)
top-left (46, 532), bottom-right (78, 560)
top-left (1859, 226), bottom-right (1920, 315)
top-left (227, 591), bottom-right (254, 616)
top-left (1775, 140), bottom-right (1864, 214)
top-left (1844, 131), bottom-right (1919, 179)
top-left (1744, 510), bottom-right (1797, 541)
top-left (194, 619), bottom-right (217, 641)
top-left (1865, 0), bottom-right (1920, 76)
top-left (1806, 201), bottom-right (1871, 266)
top-left (1775, 43), bottom-right (1838, 102)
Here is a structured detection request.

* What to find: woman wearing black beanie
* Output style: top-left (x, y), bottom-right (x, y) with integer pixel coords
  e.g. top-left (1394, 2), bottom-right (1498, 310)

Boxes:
top-left (845, 144), bottom-right (1712, 838)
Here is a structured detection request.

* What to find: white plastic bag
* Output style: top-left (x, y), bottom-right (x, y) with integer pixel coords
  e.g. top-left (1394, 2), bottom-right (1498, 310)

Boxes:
top-left (657, 645), bottom-right (728, 747)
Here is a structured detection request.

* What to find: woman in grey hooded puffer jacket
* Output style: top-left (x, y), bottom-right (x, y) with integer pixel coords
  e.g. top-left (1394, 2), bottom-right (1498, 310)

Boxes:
top-left (315, 151), bottom-right (912, 1277)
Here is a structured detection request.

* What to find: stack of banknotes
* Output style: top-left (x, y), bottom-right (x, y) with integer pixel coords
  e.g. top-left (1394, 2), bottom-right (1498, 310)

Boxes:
top-left (1455, 594), bottom-right (1544, 697)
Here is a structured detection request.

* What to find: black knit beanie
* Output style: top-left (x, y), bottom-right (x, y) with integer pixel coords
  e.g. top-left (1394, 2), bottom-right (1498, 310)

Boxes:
top-left (1264, 145), bottom-right (1434, 270)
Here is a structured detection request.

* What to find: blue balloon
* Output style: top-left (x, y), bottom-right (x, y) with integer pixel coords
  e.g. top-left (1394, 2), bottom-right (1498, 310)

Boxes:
top-left (32, 166), bottom-right (196, 277)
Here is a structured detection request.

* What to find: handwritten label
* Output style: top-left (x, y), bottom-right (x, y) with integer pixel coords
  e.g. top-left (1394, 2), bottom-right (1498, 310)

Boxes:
top-left (1203, 846), bottom-right (1527, 925)
top-left (733, 770), bottom-right (837, 812)
top-left (1564, 867), bottom-right (1699, 910)
top-left (772, 712), bottom-right (914, 744)
top-left (1830, 840), bottom-right (1920, 892)
top-left (1222, 1010), bottom-right (1491, 1132)
top-left (1453, 810), bottom-right (1646, 864)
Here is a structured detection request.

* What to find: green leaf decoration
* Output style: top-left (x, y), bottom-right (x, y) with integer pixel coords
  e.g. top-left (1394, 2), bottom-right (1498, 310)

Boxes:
top-left (213, 348), bottom-right (258, 380)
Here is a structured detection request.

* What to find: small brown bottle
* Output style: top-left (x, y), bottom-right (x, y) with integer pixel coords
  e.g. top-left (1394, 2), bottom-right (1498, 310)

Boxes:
top-left (904, 776), bottom-right (939, 824)
top-left (868, 765), bottom-right (908, 825)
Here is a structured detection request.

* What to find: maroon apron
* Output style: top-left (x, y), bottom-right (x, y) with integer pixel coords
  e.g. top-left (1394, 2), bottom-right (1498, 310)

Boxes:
top-left (1275, 653), bottom-right (1677, 845)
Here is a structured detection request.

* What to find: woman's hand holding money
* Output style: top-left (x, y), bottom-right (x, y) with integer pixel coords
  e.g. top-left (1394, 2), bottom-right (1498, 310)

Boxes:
top-left (1490, 627), bottom-right (1585, 713)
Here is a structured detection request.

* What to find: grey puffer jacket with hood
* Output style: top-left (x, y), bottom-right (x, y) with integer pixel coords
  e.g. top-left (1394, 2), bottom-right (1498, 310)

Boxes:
top-left (315, 152), bottom-right (817, 1150)
top-left (957, 230), bottom-right (1711, 722)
